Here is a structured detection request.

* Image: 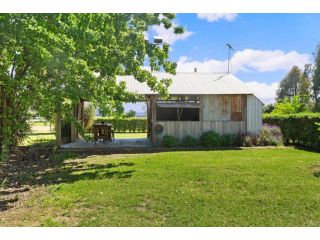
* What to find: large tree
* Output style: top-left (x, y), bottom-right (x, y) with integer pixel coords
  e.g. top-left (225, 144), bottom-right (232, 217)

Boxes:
top-left (276, 65), bottom-right (302, 101)
top-left (299, 64), bottom-right (312, 107)
top-left (312, 44), bottom-right (320, 111)
top-left (0, 13), bottom-right (183, 159)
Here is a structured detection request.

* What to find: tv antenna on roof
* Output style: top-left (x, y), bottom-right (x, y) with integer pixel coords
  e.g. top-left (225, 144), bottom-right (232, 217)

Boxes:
top-left (154, 36), bottom-right (163, 45)
top-left (226, 43), bottom-right (234, 73)
top-left (149, 36), bottom-right (164, 72)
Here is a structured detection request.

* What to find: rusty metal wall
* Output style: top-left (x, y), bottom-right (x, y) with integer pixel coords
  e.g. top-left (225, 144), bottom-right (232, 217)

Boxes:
top-left (153, 95), bottom-right (250, 144)
top-left (156, 121), bottom-right (246, 140)
top-left (201, 95), bottom-right (246, 122)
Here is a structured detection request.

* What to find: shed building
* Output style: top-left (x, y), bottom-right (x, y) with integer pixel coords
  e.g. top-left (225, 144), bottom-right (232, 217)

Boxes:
top-left (58, 72), bottom-right (263, 147)
top-left (117, 72), bottom-right (263, 145)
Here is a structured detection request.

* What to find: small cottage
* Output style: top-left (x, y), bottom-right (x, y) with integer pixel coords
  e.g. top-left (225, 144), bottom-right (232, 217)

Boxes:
top-left (57, 72), bottom-right (263, 147)
top-left (117, 72), bottom-right (263, 145)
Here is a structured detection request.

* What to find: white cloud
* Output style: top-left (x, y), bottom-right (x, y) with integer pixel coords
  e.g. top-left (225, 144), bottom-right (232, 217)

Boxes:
top-left (176, 49), bottom-right (312, 73)
top-left (143, 31), bottom-right (149, 41)
top-left (176, 48), bottom-right (312, 104)
top-left (246, 81), bottom-right (278, 104)
top-left (197, 13), bottom-right (238, 22)
top-left (231, 49), bottom-right (311, 72)
top-left (152, 22), bottom-right (193, 45)
top-left (177, 55), bottom-right (227, 73)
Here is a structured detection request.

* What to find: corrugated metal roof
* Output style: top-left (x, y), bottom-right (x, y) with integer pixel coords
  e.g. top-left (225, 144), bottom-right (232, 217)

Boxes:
top-left (117, 72), bottom-right (254, 95)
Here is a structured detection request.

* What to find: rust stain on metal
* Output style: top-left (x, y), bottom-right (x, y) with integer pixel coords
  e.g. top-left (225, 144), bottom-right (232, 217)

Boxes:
top-left (220, 95), bottom-right (229, 114)
top-left (231, 95), bottom-right (245, 121)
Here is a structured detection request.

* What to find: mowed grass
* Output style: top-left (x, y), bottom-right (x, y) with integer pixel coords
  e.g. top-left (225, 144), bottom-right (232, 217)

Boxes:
top-left (20, 122), bottom-right (56, 147)
top-left (21, 133), bottom-right (56, 147)
top-left (20, 121), bottom-right (147, 147)
top-left (115, 132), bottom-right (147, 139)
top-left (2, 148), bottom-right (320, 226)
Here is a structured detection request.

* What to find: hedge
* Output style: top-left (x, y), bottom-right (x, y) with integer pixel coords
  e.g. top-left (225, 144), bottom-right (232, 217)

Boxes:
top-left (94, 117), bottom-right (147, 133)
top-left (262, 113), bottom-right (320, 147)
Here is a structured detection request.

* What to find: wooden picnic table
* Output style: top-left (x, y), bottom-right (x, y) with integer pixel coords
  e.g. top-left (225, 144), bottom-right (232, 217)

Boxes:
top-left (92, 123), bottom-right (113, 142)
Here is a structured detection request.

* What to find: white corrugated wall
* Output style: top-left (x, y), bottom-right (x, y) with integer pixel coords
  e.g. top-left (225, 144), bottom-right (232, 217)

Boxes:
top-left (246, 95), bottom-right (263, 134)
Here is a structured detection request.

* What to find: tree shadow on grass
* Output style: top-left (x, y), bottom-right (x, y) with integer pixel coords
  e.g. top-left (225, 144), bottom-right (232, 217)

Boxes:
top-left (0, 147), bottom-right (135, 212)
top-left (0, 197), bottom-right (18, 211)
top-left (35, 163), bottom-right (135, 185)
top-left (1, 145), bottom-right (246, 212)
top-left (294, 146), bottom-right (320, 154)
top-left (314, 171), bottom-right (320, 178)
top-left (59, 146), bottom-right (244, 156)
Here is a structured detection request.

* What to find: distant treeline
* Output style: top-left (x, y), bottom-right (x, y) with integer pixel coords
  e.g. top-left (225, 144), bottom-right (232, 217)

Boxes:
top-left (94, 117), bottom-right (147, 133)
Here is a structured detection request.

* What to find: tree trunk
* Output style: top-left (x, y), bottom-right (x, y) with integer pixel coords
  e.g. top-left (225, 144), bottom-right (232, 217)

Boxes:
top-left (0, 86), bottom-right (7, 152)
top-left (56, 112), bottom-right (62, 148)
top-left (150, 95), bottom-right (157, 146)
top-left (316, 97), bottom-right (320, 111)
top-left (0, 86), bottom-right (3, 150)
top-left (70, 104), bottom-right (77, 142)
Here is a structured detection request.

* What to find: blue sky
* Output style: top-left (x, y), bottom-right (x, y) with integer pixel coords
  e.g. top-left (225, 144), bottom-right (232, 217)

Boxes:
top-left (126, 13), bottom-right (320, 113)
top-left (148, 13), bottom-right (320, 104)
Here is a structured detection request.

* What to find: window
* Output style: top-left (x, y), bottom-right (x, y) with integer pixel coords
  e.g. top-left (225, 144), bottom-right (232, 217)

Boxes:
top-left (156, 95), bottom-right (201, 121)
top-left (179, 108), bottom-right (200, 121)
top-left (156, 107), bottom-right (200, 121)
top-left (156, 107), bottom-right (177, 121)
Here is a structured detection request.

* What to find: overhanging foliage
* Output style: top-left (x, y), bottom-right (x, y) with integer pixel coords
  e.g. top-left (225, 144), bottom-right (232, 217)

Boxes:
top-left (0, 13), bottom-right (183, 159)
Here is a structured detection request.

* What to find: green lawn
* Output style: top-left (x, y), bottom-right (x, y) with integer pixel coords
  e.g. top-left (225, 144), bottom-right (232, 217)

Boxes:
top-left (1, 148), bottom-right (320, 226)
top-left (115, 132), bottom-right (147, 139)
top-left (20, 121), bottom-right (146, 147)
top-left (20, 121), bottom-right (56, 147)
top-left (86, 132), bottom-right (147, 139)
top-left (20, 132), bottom-right (146, 147)
top-left (21, 133), bottom-right (56, 147)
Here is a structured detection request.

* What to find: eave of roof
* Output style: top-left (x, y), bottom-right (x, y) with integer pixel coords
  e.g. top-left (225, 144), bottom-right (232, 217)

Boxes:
top-left (117, 72), bottom-right (254, 95)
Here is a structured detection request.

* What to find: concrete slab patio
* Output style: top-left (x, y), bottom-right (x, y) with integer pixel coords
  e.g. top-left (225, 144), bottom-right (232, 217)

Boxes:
top-left (61, 138), bottom-right (152, 149)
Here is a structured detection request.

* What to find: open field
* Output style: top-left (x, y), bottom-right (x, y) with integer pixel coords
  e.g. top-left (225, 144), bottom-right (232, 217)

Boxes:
top-left (1, 148), bottom-right (320, 226)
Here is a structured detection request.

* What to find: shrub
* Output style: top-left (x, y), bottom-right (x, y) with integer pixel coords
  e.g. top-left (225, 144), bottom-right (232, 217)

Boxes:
top-left (241, 135), bottom-right (261, 147)
top-left (162, 135), bottom-right (179, 147)
top-left (263, 113), bottom-right (320, 147)
top-left (94, 117), bottom-right (147, 133)
top-left (83, 103), bottom-right (95, 131)
top-left (272, 95), bottom-right (308, 114)
top-left (263, 103), bottom-right (275, 113)
top-left (242, 135), bottom-right (254, 147)
top-left (125, 110), bottom-right (136, 118)
top-left (15, 118), bottom-right (32, 145)
top-left (258, 124), bottom-right (283, 146)
top-left (181, 135), bottom-right (198, 147)
top-left (220, 134), bottom-right (236, 146)
top-left (200, 131), bottom-right (221, 147)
